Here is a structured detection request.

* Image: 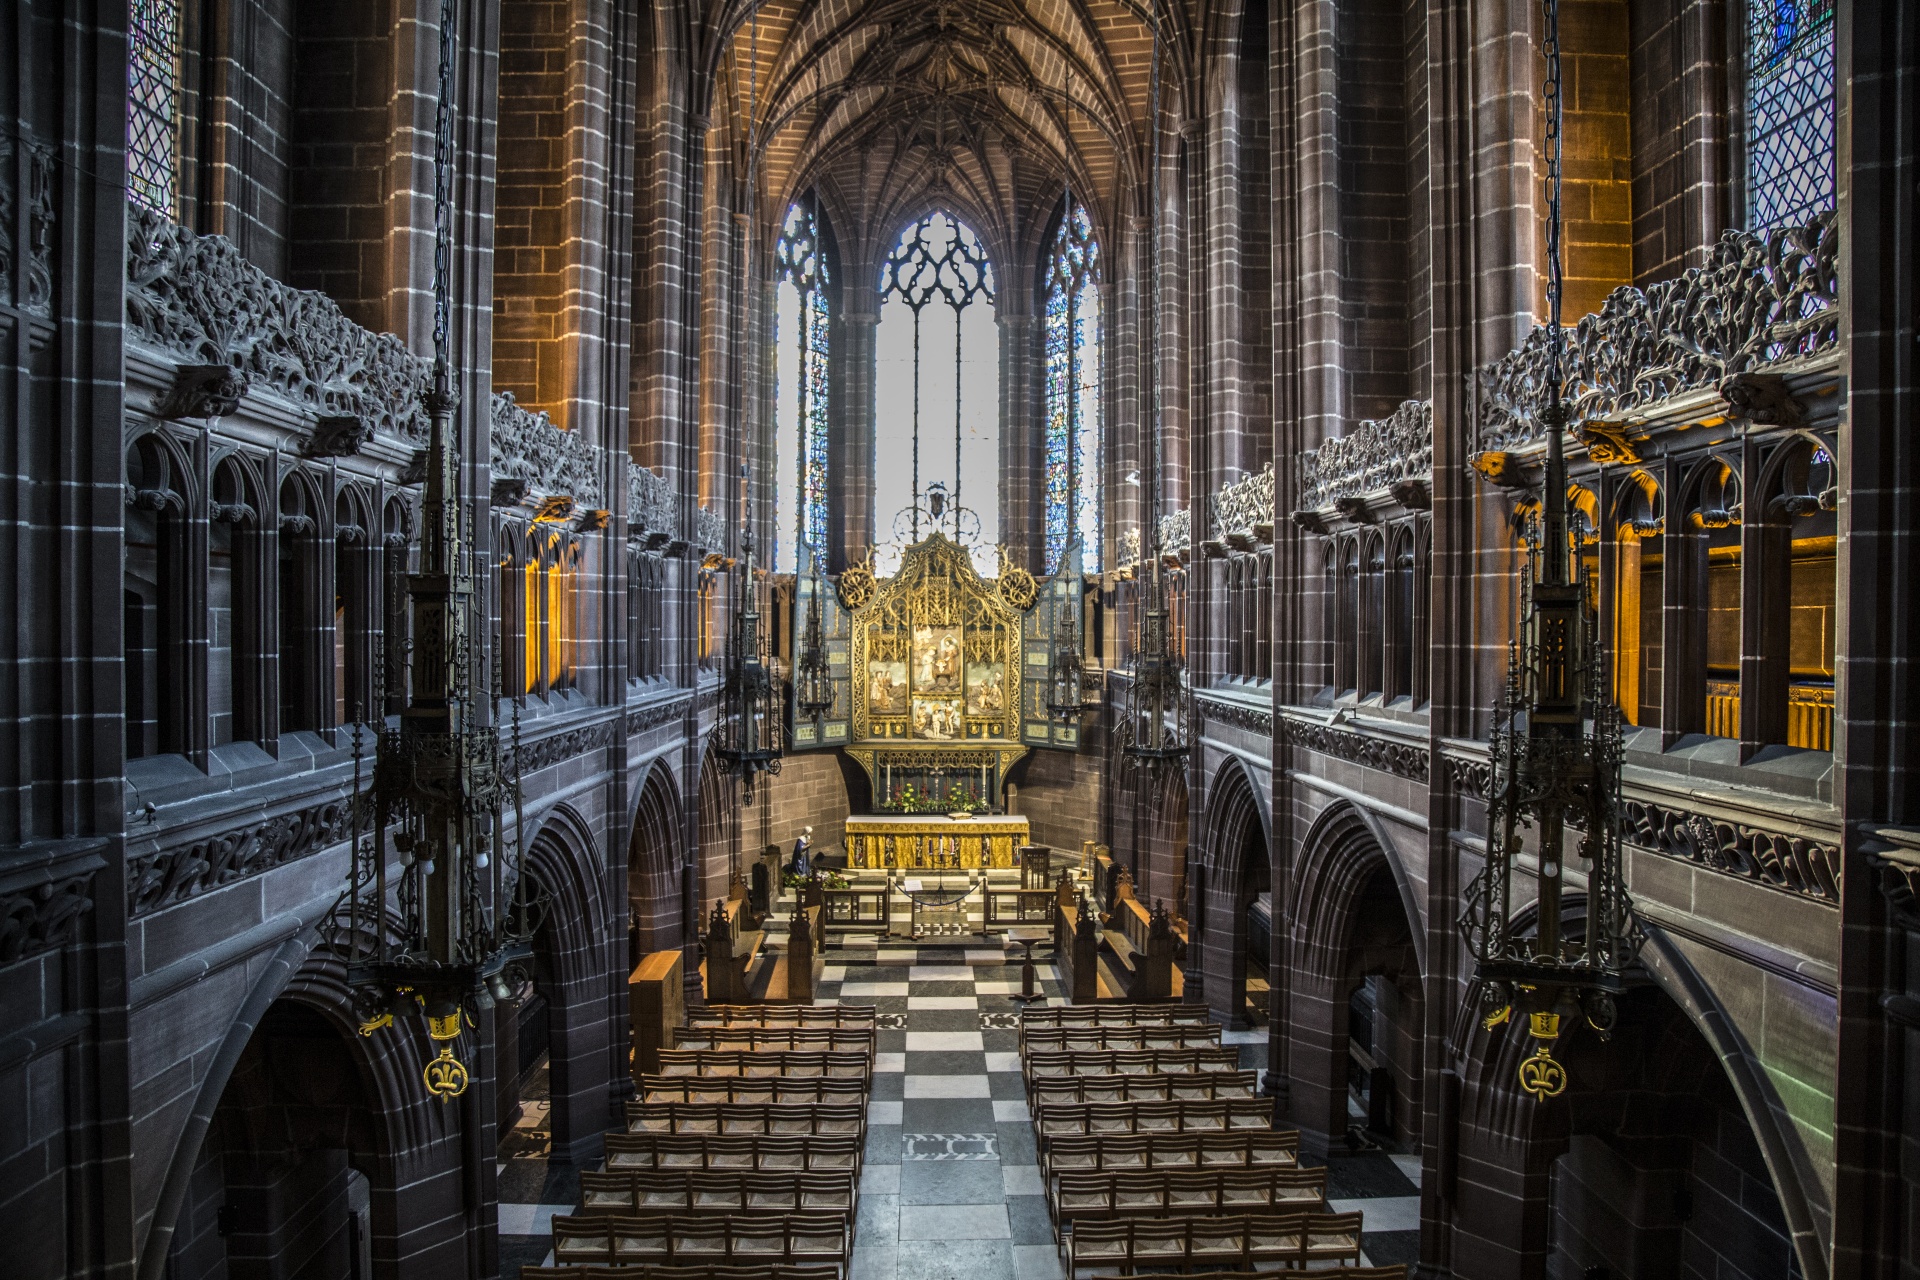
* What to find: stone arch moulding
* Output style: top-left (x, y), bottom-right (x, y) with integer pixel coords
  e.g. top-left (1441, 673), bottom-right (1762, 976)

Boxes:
top-left (628, 758), bottom-right (687, 949)
top-left (1636, 926), bottom-right (1830, 1280)
top-left (624, 745), bottom-right (685, 835)
top-left (1295, 798), bottom-right (1428, 978)
top-left (134, 933), bottom-right (450, 1280)
top-left (1198, 748), bottom-right (1271, 874)
top-left (524, 800), bottom-right (611, 993)
top-left (524, 801), bottom-right (619, 1159)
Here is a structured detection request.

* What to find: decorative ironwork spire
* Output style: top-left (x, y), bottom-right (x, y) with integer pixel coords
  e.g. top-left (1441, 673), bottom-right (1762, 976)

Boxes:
top-left (1460, 0), bottom-right (1643, 1100)
top-left (336, 0), bottom-right (543, 1102)
top-left (1119, 0), bottom-right (1188, 774)
top-left (715, 465), bottom-right (785, 802)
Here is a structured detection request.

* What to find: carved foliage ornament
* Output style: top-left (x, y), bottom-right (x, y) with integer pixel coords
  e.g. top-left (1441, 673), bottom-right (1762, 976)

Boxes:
top-left (0, 873), bottom-right (95, 964)
top-left (490, 392), bottom-right (603, 509)
top-left (629, 461), bottom-right (675, 540)
top-left (125, 206), bottom-right (432, 442)
top-left (1300, 400), bottom-right (1434, 513)
top-left (126, 799), bottom-right (352, 917)
top-left (1, 131), bottom-right (57, 317)
top-left (1281, 718), bottom-right (1430, 782)
top-left (1475, 212), bottom-right (1838, 453)
top-left (1212, 462), bottom-right (1276, 540)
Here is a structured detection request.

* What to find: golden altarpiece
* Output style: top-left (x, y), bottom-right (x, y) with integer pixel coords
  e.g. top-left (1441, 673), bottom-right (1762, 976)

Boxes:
top-left (789, 532), bottom-right (1083, 871)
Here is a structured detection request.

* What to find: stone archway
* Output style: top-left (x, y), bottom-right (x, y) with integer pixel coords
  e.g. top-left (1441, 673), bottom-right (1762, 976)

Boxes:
top-left (628, 759), bottom-right (686, 965)
top-left (519, 804), bottom-right (614, 1163)
top-left (1195, 758), bottom-right (1270, 1030)
top-left (1285, 802), bottom-right (1423, 1155)
top-left (1447, 907), bottom-right (1817, 1280)
top-left (151, 956), bottom-right (469, 1280)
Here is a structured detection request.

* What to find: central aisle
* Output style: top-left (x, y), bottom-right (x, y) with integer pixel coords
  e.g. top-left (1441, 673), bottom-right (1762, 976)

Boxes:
top-left (824, 943), bottom-right (1423, 1279)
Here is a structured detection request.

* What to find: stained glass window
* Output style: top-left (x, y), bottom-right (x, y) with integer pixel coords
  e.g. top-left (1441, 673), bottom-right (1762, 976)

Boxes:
top-left (1745, 0), bottom-right (1835, 231)
top-left (775, 203), bottom-right (831, 573)
top-left (1043, 197), bottom-right (1101, 574)
top-left (128, 0), bottom-right (182, 217)
top-left (874, 212), bottom-right (1000, 576)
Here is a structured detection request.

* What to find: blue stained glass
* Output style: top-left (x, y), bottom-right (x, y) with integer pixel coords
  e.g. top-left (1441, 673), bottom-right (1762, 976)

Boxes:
top-left (128, 0), bottom-right (181, 216)
top-left (1746, 0), bottom-right (1835, 231)
top-left (775, 203), bottom-right (831, 568)
top-left (1043, 198), bottom-right (1101, 574)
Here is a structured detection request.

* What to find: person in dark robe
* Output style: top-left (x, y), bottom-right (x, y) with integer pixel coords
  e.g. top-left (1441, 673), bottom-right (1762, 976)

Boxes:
top-left (789, 826), bottom-right (813, 880)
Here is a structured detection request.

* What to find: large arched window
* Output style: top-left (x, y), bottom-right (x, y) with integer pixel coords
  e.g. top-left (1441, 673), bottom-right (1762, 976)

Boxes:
top-left (875, 211), bottom-right (999, 574)
top-left (1044, 198), bottom-right (1102, 572)
top-left (128, 0), bottom-right (182, 215)
top-left (1745, 0), bottom-right (1835, 229)
top-left (774, 202), bottom-right (830, 573)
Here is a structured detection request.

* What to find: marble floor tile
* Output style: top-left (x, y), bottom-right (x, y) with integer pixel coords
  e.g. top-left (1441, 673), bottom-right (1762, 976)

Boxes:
top-left (904, 1030), bottom-right (985, 1052)
top-left (861, 1162), bottom-right (902, 1194)
top-left (1330, 1194), bottom-right (1422, 1232)
top-left (874, 1051), bottom-right (907, 1072)
top-left (983, 1051), bottom-right (1022, 1073)
top-left (843, 981), bottom-right (911, 996)
top-left (1001, 1163), bottom-right (1044, 1197)
top-left (990, 1099), bottom-right (1031, 1122)
top-left (868, 1100), bottom-right (904, 1124)
top-left (898, 1203), bottom-right (1011, 1239)
top-left (907, 995), bottom-right (979, 1009)
top-left (905, 1073), bottom-right (992, 1098)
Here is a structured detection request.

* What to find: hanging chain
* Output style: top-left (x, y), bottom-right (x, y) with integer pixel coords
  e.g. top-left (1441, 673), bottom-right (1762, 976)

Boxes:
top-left (1145, 0), bottom-right (1164, 560)
top-left (1540, 0), bottom-right (1565, 414)
top-left (431, 0), bottom-right (457, 395)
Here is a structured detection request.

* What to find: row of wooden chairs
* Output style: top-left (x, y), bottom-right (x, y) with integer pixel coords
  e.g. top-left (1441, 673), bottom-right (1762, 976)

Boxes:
top-left (1033, 1098), bottom-right (1275, 1145)
top-left (637, 1077), bottom-right (869, 1106)
top-left (607, 1132), bottom-right (860, 1174)
top-left (1022, 1003), bottom-right (1212, 1028)
top-left (689, 1004), bottom-right (877, 1029)
top-left (551, 1213), bottom-right (848, 1269)
top-left (579, 1170), bottom-right (856, 1218)
top-left (521, 1266), bottom-right (841, 1280)
top-left (1019, 1025), bottom-right (1223, 1054)
top-left (1024, 1047), bottom-right (1242, 1084)
top-left (1096, 1272), bottom-right (1405, 1280)
top-left (672, 1027), bottom-right (876, 1055)
top-left (1031, 1070), bottom-right (1259, 1106)
top-left (627, 1101), bottom-right (867, 1137)
top-left (1054, 1166), bottom-right (1329, 1235)
top-left (1064, 1211), bottom-right (1364, 1275)
top-left (654, 1050), bottom-right (871, 1080)
top-left (1042, 1130), bottom-right (1299, 1179)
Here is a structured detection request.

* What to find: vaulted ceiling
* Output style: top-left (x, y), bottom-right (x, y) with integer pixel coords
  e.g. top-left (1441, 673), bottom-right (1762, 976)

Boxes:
top-left (710, 0), bottom-right (1196, 273)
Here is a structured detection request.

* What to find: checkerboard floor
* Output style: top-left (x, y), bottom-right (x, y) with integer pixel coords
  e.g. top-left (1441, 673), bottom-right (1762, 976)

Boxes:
top-left (496, 941), bottom-right (1422, 1277)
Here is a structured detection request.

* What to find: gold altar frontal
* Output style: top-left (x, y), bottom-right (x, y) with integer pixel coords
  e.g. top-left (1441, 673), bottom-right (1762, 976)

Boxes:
top-left (844, 814), bottom-right (1030, 870)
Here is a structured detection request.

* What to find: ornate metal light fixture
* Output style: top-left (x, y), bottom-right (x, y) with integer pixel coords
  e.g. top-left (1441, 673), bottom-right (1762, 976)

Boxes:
top-left (1460, 0), bottom-right (1643, 1100)
top-left (335, 0), bottom-right (543, 1102)
top-left (1119, 0), bottom-right (1188, 775)
top-left (714, 467), bottom-right (785, 803)
top-left (714, 17), bottom-right (785, 804)
top-left (794, 554), bottom-right (836, 727)
top-left (1047, 602), bottom-right (1086, 722)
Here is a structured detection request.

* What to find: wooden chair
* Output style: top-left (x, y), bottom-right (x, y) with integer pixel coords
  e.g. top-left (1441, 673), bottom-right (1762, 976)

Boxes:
top-left (1301, 1209), bottom-right (1368, 1266)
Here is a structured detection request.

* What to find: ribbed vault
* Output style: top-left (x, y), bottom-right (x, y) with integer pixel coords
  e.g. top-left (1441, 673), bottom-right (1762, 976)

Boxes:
top-left (708, 0), bottom-right (1196, 263)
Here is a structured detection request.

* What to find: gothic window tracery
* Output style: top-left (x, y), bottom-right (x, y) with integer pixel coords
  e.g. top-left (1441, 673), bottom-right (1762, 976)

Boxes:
top-left (128, 0), bottom-right (182, 216)
top-left (775, 202), bottom-right (831, 571)
top-left (1044, 197), bottom-right (1102, 573)
top-left (875, 211), bottom-right (999, 573)
top-left (1745, 0), bottom-right (1835, 230)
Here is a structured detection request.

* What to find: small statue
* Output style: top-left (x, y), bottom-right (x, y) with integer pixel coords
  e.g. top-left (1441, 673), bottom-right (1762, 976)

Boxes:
top-left (789, 826), bottom-right (813, 880)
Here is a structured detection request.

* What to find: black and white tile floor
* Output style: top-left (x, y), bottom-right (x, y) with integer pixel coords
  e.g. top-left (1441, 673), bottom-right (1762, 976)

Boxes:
top-left (495, 941), bottom-right (1422, 1277)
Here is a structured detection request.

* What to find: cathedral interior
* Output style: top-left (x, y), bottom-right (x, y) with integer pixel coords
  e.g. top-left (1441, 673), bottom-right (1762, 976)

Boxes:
top-left (1, 0), bottom-right (1916, 1277)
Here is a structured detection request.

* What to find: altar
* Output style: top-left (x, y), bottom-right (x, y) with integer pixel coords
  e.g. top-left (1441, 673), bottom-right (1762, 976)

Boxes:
top-left (843, 813), bottom-right (1030, 870)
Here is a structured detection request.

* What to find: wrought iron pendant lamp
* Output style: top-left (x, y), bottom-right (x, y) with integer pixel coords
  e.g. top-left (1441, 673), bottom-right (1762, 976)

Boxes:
top-left (1048, 91), bottom-right (1088, 728)
top-left (1460, 0), bottom-right (1643, 1100)
top-left (334, 0), bottom-right (543, 1102)
top-left (1120, 0), bottom-right (1188, 775)
top-left (795, 554), bottom-right (835, 727)
top-left (715, 18), bottom-right (785, 804)
top-left (715, 466), bottom-right (785, 802)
